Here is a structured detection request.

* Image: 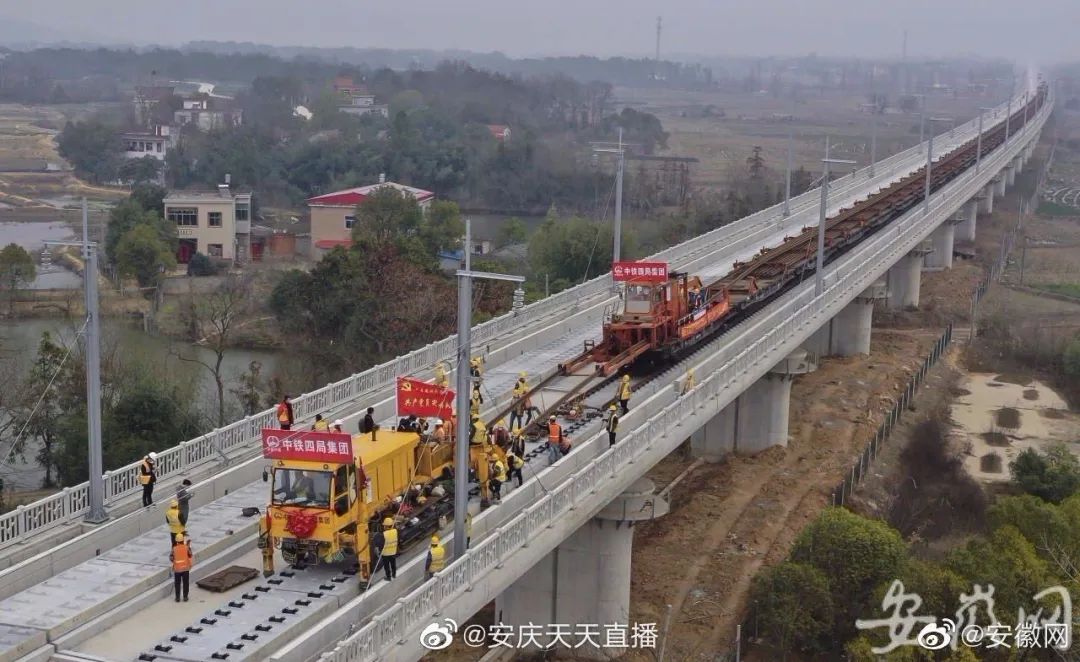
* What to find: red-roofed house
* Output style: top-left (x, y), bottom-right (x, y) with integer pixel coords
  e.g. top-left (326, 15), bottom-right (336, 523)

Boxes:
top-left (307, 177), bottom-right (435, 259)
top-left (487, 124), bottom-right (511, 142)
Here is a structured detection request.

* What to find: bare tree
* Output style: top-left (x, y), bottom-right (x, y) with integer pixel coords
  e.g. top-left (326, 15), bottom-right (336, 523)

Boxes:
top-left (174, 274), bottom-right (252, 428)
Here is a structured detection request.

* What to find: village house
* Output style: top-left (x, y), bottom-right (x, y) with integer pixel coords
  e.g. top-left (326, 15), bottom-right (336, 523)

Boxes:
top-left (306, 176), bottom-right (433, 259)
top-left (163, 178), bottom-right (253, 264)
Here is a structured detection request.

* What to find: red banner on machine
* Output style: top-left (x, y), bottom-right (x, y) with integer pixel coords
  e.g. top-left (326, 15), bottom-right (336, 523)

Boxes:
top-left (396, 377), bottom-right (455, 418)
top-left (261, 429), bottom-right (354, 463)
top-left (612, 260), bottom-right (668, 283)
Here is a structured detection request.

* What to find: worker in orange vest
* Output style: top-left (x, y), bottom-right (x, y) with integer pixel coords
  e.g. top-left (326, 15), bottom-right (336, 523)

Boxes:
top-left (547, 416), bottom-right (564, 464)
top-left (276, 395), bottom-right (294, 430)
top-left (170, 533), bottom-right (194, 602)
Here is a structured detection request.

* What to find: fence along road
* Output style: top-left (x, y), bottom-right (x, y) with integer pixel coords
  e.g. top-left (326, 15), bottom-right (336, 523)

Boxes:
top-left (305, 96), bottom-right (1050, 662)
top-left (0, 98), bottom-right (999, 559)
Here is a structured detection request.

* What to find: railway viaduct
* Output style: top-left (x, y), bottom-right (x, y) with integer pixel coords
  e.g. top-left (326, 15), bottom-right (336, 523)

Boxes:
top-left (0, 80), bottom-right (1050, 662)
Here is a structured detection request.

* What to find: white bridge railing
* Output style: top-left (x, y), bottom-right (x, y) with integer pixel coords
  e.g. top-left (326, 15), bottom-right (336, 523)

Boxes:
top-left (316, 96), bottom-right (1049, 662)
top-left (0, 90), bottom-right (1022, 551)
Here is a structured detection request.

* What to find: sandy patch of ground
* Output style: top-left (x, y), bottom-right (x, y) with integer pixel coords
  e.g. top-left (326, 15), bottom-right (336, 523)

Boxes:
top-left (951, 374), bottom-right (1079, 482)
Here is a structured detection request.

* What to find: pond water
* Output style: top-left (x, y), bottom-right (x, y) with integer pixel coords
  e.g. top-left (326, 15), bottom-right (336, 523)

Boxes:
top-left (0, 318), bottom-right (285, 419)
top-left (0, 220), bottom-right (81, 288)
top-left (0, 318), bottom-right (287, 490)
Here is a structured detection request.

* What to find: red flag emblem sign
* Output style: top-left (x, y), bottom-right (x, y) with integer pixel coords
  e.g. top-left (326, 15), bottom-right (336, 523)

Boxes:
top-left (396, 377), bottom-right (455, 419)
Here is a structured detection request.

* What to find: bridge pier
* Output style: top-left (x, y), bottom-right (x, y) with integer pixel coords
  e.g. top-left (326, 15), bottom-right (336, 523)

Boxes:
top-left (495, 479), bottom-right (669, 659)
top-left (886, 242), bottom-right (932, 309)
top-left (995, 174), bottom-right (1006, 198)
top-left (924, 219), bottom-right (961, 271)
top-left (981, 183), bottom-right (995, 214)
top-left (829, 280), bottom-right (887, 356)
top-left (957, 199), bottom-right (979, 242)
top-left (1005, 164), bottom-right (1016, 188)
top-left (689, 349), bottom-right (817, 460)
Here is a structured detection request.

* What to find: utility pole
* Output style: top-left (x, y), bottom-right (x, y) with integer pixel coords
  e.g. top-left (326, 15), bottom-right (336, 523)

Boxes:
top-left (901, 29), bottom-right (908, 95)
top-left (615, 128), bottom-right (624, 264)
top-left (783, 99), bottom-right (794, 216)
top-left (453, 219), bottom-right (524, 560)
top-left (594, 131), bottom-right (626, 264)
top-left (1005, 96), bottom-right (1012, 144)
top-left (1022, 90), bottom-right (1028, 131)
top-left (816, 139), bottom-right (855, 296)
top-left (869, 95), bottom-right (878, 178)
top-left (976, 107), bottom-right (991, 174)
top-left (48, 200), bottom-right (107, 523)
top-left (82, 199), bottom-right (105, 523)
top-left (924, 117), bottom-right (952, 215)
top-left (916, 94), bottom-right (926, 146)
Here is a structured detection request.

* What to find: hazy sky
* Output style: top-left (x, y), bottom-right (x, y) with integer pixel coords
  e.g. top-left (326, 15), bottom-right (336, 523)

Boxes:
top-left (4, 0), bottom-right (1079, 62)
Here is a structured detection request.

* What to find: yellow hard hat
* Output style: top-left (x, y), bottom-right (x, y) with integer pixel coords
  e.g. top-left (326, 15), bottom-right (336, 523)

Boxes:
top-left (519, 371), bottom-right (527, 378)
top-left (622, 375), bottom-right (630, 382)
top-left (170, 499), bottom-right (179, 508)
top-left (496, 419), bottom-right (506, 427)
top-left (431, 534), bottom-right (440, 544)
top-left (609, 403), bottom-right (617, 410)
top-left (512, 427), bottom-right (522, 435)
top-left (174, 533), bottom-right (185, 543)
top-left (383, 517), bottom-right (394, 527)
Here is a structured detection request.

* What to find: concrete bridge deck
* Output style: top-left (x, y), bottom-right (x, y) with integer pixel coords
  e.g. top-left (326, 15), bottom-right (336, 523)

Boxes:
top-left (0, 86), bottom-right (1046, 662)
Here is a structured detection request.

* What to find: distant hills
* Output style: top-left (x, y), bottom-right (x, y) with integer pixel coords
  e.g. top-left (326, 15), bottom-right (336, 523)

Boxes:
top-left (0, 15), bottom-right (109, 49)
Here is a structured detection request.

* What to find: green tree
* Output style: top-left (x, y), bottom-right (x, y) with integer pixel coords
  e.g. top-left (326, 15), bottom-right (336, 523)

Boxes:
top-left (105, 199), bottom-right (176, 265)
top-left (129, 183), bottom-right (167, 215)
top-left (1009, 444), bottom-right (1080, 503)
top-left (269, 244), bottom-right (456, 375)
top-left (1063, 336), bottom-right (1080, 379)
top-left (57, 120), bottom-right (122, 184)
top-left (421, 200), bottom-right (464, 258)
top-left (846, 637), bottom-right (977, 661)
top-left (186, 253), bottom-right (217, 277)
top-left (114, 224), bottom-right (176, 288)
top-left (175, 274), bottom-right (252, 427)
top-left (947, 525), bottom-right (1053, 620)
top-left (352, 186), bottom-right (424, 249)
top-left (989, 494), bottom-right (1070, 544)
top-left (117, 156), bottom-right (162, 184)
top-left (54, 376), bottom-right (202, 486)
top-left (791, 508), bottom-right (907, 638)
top-left (13, 332), bottom-right (69, 487)
top-left (350, 187), bottom-right (462, 268)
top-left (527, 215), bottom-right (631, 291)
top-left (499, 217), bottom-right (528, 247)
top-left (749, 562), bottom-right (834, 654)
top-left (230, 360), bottom-right (266, 417)
top-left (0, 243), bottom-right (35, 314)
